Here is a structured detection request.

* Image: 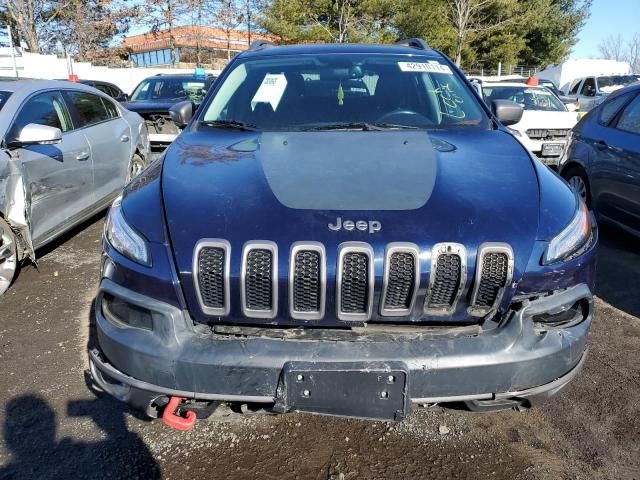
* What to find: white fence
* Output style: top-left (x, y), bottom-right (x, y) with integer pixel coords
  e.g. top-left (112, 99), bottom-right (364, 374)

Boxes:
top-left (0, 50), bottom-right (221, 94)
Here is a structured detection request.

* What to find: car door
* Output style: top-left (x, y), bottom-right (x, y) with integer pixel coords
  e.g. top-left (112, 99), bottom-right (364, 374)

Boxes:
top-left (607, 93), bottom-right (640, 230)
top-left (5, 90), bottom-right (93, 245)
top-left (63, 90), bottom-right (132, 204)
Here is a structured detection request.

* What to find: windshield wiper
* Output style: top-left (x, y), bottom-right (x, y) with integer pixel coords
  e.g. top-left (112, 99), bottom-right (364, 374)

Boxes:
top-left (303, 122), bottom-right (419, 131)
top-left (200, 120), bottom-right (258, 131)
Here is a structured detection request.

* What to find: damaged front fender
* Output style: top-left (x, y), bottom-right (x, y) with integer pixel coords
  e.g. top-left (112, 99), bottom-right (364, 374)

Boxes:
top-left (0, 150), bottom-right (35, 262)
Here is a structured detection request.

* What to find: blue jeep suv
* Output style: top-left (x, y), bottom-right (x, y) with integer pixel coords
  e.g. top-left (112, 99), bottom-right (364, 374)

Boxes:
top-left (90, 39), bottom-right (598, 423)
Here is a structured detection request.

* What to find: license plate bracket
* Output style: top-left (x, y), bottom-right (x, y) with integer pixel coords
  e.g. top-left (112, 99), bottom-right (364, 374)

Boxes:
top-left (542, 143), bottom-right (564, 156)
top-left (279, 362), bottom-right (408, 421)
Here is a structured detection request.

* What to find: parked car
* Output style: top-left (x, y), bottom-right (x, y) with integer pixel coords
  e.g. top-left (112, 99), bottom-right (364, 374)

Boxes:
top-left (0, 79), bottom-right (150, 295)
top-left (122, 73), bottom-right (210, 149)
top-left (560, 82), bottom-right (640, 235)
top-left (564, 75), bottom-right (640, 112)
top-left (482, 82), bottom-right (579, 167)
top-left (57, 79), bottom-right (128, 102)
top-left (89, 39), bottom-right (597, 425)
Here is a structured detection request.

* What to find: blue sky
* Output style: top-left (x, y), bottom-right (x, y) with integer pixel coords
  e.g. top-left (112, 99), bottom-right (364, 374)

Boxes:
top-left (570, 0), bottom-right (639, 59)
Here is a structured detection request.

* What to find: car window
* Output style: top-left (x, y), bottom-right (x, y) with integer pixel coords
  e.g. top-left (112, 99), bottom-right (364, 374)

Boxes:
top-left (569, 80), bottom-right (582, 95)
top-left (598, 92), bottom-right (635, 125)
top-left (597, 75), bottom-right (639, 93)
top-left (0, 91), bottom-right (12, 111)
top-left (8, 91), bottom-right (72, 139)
top-left (580, 78), bottom-right (596, 96)
top-left (100, 97), bottom-right (120, 119)
top-left (616, 94), bottom-right (640, 134)
top-left (202, 53), bottom-right (487, 131)
top-left (481, 86), bottom-right (566, 111)
top-left (130, 77), bottom-right (206, 102)
top-left (65, 91), bottom-right (111, 126)
top-left (94, 83), bottom-right (114, 97)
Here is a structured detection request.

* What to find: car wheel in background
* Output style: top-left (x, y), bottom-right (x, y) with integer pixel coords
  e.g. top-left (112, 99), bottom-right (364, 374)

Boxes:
top-left (563, 167), bottom-right (591, 207)
top-left (0, 217), bottom-right (18, 296)
top-left (127, 153), bottom-right (146, 182)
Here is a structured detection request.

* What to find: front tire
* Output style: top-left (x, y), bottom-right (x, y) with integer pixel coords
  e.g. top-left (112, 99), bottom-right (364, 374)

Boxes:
top-left (0, 218), bottom-right (18, 296)
top-left (127, 153), bottom-right (146, 182)
top-left (562, 166), bottom-right (591, 207)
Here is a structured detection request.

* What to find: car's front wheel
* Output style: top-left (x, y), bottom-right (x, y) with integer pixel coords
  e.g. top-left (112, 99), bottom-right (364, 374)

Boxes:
top-left (563, 166), bottom-right (591, 207)
top-left (0, 218), bottom-right (18, 296)
top-left (127, 153), bottom-right (146, 182)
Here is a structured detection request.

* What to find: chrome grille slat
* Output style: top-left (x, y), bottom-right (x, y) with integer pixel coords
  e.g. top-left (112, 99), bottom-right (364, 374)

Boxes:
top-left (424, 243), bottom-right (466, 315)
top-left (241, 241), bottom-right (278, 319)
top-left (336, 242), bottom-right (374, 321)
top-left (470, 243), bottom-right (514, 316)
top-left (380, 243), bottom-right (420, 316)
top-left (193, 239), bottom-right (231, 316)
top-left (289, 242), bottom-right (326, 320)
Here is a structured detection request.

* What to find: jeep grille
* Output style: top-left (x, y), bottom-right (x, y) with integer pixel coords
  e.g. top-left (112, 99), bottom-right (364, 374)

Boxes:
top-left (337, 243), bottom-right (374, 321)
top-left (470, 244), bottom-right (514, 315)
top-left (380, 244), bottom-right (420, 316)
top-left (193, 239), bottom-right (230, 316)
top-left (242, 242), bottom-right (278, 318)
top-left (424, 243), bottom-right (467, 315)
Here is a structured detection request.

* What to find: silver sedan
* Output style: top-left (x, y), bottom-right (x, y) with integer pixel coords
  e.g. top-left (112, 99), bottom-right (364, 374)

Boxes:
top-left (0, 80), bottom-right (151, 295)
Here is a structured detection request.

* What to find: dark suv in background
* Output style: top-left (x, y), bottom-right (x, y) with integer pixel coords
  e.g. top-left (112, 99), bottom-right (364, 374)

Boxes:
top-left (90, 39), bottom-right (597, 425)
top-left (122, 73), bottom-right (211, 149)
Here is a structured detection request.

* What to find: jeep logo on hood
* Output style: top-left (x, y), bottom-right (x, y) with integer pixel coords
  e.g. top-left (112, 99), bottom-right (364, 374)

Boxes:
top-left (328, 217), bottom-right (381, 234)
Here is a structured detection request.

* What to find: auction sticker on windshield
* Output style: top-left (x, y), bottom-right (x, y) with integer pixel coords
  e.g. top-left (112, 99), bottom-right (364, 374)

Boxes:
top-left (251, 73), bottom-right (288, 111)
top-left (398, 62), bottom-right (453, 74)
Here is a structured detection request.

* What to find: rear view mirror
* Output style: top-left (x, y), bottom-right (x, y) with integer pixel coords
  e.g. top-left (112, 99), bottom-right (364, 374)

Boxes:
top-left (169, 101), bottom-right (194, 128)
top-left (14, 123), bottom-right (62, 146)
top-left (491, 100), bottom-right (523, 126)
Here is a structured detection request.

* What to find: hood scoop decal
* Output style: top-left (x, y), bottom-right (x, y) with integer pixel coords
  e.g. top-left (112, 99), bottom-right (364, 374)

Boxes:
top-left (259, 131), bottom-right (437, 211)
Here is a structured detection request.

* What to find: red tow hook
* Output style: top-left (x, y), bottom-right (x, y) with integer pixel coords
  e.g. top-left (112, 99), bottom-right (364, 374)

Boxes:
top-left (162, 396), bottom-right (197, 431)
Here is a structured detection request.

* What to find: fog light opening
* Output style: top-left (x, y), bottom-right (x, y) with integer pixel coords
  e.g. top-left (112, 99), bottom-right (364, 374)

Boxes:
top-left (101, 293), bottom-right (153, 330)
top-left (532, 299), bottom-right (589, 330)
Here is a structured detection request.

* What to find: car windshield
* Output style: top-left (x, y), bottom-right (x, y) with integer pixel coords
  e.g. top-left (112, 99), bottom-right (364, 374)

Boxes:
top-left (482, 86), bottom-right (566, 112)
top-left (131, 77), bottom-right (206, 102)
top-left (0, 91), bottom-right (10, 111)
top-left (597, 75), bottom-right (639, 92)
top-left (200, 53), bottom-right (487, 131)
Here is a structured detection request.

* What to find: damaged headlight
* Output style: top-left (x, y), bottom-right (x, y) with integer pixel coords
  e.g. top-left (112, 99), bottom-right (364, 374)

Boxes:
top-left (543, 201), bottom-right (592, 265)
top-left (105, 196), bottom-right (151, 266)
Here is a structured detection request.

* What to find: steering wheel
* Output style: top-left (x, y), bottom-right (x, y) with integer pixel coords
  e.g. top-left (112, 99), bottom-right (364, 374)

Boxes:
top-left (376, 109), bottom-right (430, 125)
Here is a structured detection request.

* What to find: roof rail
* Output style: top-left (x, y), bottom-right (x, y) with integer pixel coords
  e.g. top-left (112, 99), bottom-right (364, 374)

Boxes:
top-left (249, 39), bottom-right (276, 51)
top-left (395, 38), bottom-right (430, 50)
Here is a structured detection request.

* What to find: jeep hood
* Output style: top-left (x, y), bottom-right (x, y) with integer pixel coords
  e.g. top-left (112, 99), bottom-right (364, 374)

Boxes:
top-left (162, 129), bottom-right (542, 324)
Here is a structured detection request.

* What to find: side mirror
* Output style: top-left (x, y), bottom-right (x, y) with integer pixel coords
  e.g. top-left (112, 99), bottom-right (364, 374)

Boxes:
top-left (118, 93), bottom-right (129, 102)
top-left (12, 123), bottom-right (62, 146)
top-left (491, 100), bottom-right (523, 126)
top-left (169, 100), bottom-right (194, 128)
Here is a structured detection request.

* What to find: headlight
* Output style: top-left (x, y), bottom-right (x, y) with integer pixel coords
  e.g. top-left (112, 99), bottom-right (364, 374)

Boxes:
top-left (104, 196), bottom-right (151, 266)
top-left (543, 201), bottom-right (592, 265)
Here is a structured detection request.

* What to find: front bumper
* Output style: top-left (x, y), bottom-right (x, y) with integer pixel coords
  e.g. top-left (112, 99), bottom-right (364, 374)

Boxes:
top-left (92, 280), bottom-right (593, 418)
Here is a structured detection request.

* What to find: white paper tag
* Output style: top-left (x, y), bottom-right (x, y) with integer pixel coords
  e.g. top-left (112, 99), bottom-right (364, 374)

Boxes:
top-left (251, 74), bottom-right (288, 111)
top-left (398, 62), bottom-right (453, 75)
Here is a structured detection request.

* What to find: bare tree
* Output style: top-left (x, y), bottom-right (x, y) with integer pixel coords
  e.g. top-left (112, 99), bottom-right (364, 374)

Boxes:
top-left (627, 33), bottom-right (640, 72)
top-left (141, 0), bottom-right (189, 65)
top-left (213, 0), bottom-right (242, 60)
top-left (447, 0), bottom-right (516, 67)
top-left (2, 0), bottom-right (70, 53)
top-left (598, 32), bottom-right (640, 72)
top-left (597, 34), bottom-right (625, 62)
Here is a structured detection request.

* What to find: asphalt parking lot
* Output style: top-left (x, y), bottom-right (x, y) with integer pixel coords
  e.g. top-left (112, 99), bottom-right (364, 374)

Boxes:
top-left (0, 216), bottom-right (638, 480)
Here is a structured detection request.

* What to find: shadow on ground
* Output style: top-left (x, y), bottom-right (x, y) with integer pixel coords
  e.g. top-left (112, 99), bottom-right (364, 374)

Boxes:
top-left (0, 386), bottom-right (160, 480)
top-left (595, 223), bottom-right (640, 317)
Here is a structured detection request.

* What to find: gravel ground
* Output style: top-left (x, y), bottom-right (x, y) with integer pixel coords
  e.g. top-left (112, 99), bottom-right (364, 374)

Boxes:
top-left (0, 217), bottom-right (638, 480)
